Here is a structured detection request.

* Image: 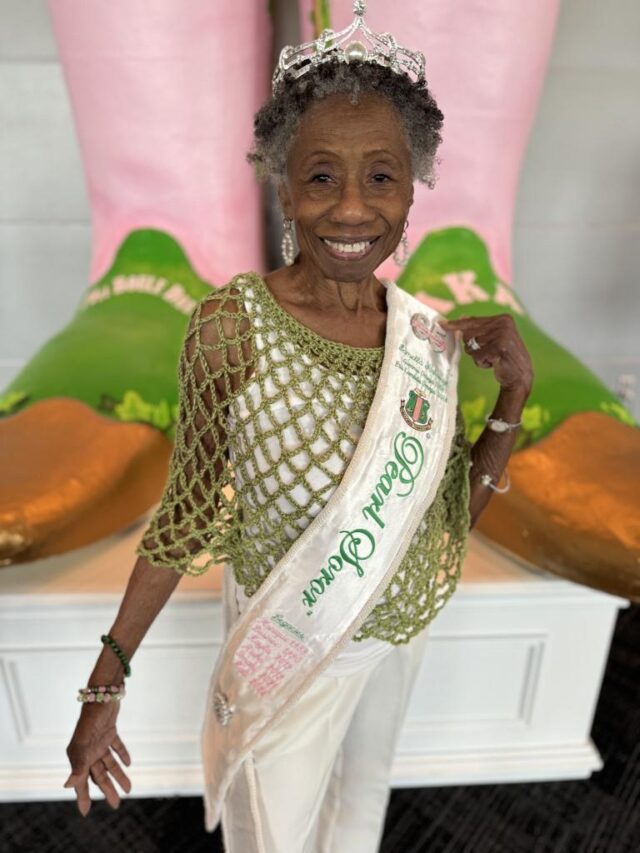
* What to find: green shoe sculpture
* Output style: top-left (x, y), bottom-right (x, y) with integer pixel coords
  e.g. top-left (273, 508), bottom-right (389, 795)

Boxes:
top-left (0, 229), bottom-right (212, 565)
top-left (398, 227), bottom-right (640, 601)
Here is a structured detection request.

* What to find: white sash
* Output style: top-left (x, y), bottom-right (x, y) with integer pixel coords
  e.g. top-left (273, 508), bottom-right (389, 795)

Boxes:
top-left (200, 279), bottom-right (462, 831)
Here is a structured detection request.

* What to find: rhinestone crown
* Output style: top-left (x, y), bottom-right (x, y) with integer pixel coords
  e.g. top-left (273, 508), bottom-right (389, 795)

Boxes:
top-left (272, 1), bottom-right (426, 94)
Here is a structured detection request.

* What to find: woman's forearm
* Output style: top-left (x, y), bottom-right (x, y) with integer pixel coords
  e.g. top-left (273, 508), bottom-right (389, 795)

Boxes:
top-left (88, 555), bottom-right (183, 684)
top-left (468, 386), bottom-right (530, 527)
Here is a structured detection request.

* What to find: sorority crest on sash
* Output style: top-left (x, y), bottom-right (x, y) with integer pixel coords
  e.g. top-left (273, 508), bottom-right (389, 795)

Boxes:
top-left (400, 388), bottom-right (434, 432)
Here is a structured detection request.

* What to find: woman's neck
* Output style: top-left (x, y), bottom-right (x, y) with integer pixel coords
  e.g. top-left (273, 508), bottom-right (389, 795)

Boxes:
top-left (262, 261), bottom-right (388, 349)
top-left (273, 257), bottom-right (387, 316)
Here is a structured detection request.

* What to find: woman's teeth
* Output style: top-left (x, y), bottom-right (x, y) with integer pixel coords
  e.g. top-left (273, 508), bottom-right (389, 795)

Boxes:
top-left (322, 238), bottom-right (375, 256)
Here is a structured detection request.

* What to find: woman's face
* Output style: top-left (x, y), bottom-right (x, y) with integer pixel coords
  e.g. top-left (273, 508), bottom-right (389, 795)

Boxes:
top-left (279, 91), bottom-right (414, 282)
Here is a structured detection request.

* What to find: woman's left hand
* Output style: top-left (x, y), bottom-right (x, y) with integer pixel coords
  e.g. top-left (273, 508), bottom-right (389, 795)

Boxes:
top-left (439, 314), bottom-right (534, 396)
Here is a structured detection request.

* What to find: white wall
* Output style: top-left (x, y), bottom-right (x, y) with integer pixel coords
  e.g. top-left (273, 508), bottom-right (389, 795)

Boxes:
top-left (1, 0), bottom-right (638, 414)
top-left (513, 0), bottom-right (640, 412)
top-left (1, 0), bottom-right (91, 390)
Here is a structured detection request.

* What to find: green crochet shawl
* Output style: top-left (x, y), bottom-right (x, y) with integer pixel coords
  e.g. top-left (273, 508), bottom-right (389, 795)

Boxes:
top-left (136, 272), bottom-right (472, 645)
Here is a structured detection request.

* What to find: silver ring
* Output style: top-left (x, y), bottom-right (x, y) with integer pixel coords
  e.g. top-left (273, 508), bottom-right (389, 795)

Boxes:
top-left (468, 336), bottom-right (481, 351)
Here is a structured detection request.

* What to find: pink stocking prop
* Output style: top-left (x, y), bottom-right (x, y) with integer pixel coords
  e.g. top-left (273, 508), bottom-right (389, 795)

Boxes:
top-left (0, 1), bottom-right (271, 564)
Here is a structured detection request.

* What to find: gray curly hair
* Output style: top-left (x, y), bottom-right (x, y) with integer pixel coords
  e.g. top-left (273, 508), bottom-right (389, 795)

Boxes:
top-left (247, 57), bottom-right (444, 189)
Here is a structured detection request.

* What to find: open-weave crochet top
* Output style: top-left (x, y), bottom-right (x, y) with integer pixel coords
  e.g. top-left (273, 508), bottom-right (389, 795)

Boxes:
top-left (136, 271), bottom-right (472, 645)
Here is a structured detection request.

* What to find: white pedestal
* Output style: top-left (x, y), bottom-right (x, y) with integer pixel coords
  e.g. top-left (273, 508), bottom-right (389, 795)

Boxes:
top-left (0, 521), bottom-right (628, 802)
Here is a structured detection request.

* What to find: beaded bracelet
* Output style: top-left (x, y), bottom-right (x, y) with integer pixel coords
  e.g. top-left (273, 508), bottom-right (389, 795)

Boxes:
top-left (101, 634), bottom-right (132, 677)
top-left (77, 683), bottom-right (126, 704)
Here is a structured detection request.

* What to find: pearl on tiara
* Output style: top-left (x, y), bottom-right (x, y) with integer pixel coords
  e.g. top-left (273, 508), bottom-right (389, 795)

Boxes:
top-left (272, 1), bottom-right (426, 94)
top-left (345, 41), bottom-right (368, 62)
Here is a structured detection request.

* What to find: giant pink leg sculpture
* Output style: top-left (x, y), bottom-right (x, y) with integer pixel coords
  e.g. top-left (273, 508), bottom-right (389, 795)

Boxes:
top-left (0, 1), bottom-right (271, 564)
top-left (49, 0), bottom-right (270, 285)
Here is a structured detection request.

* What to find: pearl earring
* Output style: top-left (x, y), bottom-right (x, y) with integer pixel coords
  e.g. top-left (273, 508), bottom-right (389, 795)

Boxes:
top-left (393, 219), bottom-right (410, 267)
top-left (281, 217), bottom-right (296, 266)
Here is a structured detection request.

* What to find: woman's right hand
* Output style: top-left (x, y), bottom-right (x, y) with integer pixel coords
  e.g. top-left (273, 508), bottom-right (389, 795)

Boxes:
top-left (63, 701), bottom-right (132, 815)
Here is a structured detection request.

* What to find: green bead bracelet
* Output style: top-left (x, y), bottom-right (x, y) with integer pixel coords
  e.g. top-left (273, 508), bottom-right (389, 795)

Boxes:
top-left (101, 634), bottom-right (132, 677)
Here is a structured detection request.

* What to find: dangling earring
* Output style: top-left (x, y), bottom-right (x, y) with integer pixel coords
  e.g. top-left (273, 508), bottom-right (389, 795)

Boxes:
top-left (393, 219), bottom-right (410, 267)
top-left (281, 217), bottom-right (296, 266)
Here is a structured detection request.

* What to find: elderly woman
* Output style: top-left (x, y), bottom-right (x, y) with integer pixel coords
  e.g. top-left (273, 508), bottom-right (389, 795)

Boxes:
top-left (64, 6), bottom-right (533, 851)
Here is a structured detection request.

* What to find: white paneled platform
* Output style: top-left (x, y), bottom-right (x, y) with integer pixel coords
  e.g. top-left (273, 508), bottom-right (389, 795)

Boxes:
top-left (0, 522), bottom-right (628, 803)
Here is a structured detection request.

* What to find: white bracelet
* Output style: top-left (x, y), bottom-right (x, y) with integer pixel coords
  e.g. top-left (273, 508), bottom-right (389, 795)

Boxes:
top-left (486, 416), bottom-right (522, 433)
top-left (479, 468), bottom-right (511, 493)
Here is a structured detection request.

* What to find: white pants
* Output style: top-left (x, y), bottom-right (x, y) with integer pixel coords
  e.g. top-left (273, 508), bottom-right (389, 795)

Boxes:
top-left (220, 625), bottom-right (430, 853)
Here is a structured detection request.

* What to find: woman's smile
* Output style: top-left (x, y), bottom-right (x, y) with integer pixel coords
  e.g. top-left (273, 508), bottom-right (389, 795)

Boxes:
top-left (319, 235), bottom-right (380, 261)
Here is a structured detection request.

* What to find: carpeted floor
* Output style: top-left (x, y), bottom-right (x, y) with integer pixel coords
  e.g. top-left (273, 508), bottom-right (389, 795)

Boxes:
top-left (1, 604), bottom-right (638, 853)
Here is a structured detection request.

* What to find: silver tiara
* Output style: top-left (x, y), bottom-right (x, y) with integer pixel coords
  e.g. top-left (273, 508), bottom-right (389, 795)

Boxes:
top-left (272, 0), bottom-right (426, 94)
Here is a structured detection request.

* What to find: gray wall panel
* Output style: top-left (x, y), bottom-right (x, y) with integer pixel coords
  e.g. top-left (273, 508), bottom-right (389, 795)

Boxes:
top-left (0, 222), bottom-right (91, 387)
top-left (515, 66), bottom-right (640, 226)
top-left (0, 0), bottom-right (57, 61)
top-left (550, 0), bottom-right (640, 73)
top-left (0, 62), bottom-right (89, 221)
